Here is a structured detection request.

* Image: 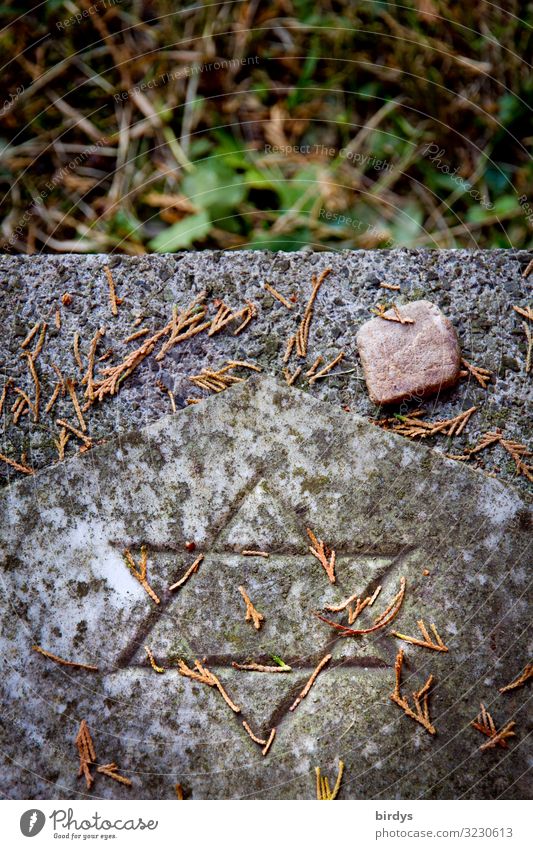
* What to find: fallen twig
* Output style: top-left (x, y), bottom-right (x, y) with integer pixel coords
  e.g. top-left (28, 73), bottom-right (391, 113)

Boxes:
top-left (472, 703), bottom-right (516, 750)
top-left (316, 577), bottom-right (406, 636)
top-left (499, 662), bottom-right (533, 694)
top-left (169, 553), bottom-right (203, 591)
top-left (76, 719), bottom-right (96, 789)
top-left (289, 653), bottom-right (331, 712)
top-left (315, 760), bottom-right (344, 800)
top-left (97, 762), bottom-right (132, 787)
top-left (232, 660), bottom-right (292, 673)
top-left (390, 649), bottom-right (436, 735)
top-left (238, 585), bottom-right (265, 630)
top-left (0, 452), bottom-right (34, 475)
top-left (264, 282), bottom-right (293, 310)
top-left (307, 527), bottom-right (336, 583)
top-left (144, 645), bottom-right (165, 673)
top-left (123, 546), bottom-right (160, 604)
top-left (309, 351), bottom-right (345, 384)
top-left (460, 358), bottom-right (492, 389)
top-left (176, 659), bottom-right (241, 713)
top-left (32, 644), bottom-right (98, 671)
top-left (391, 619), bottom-right (448, 652)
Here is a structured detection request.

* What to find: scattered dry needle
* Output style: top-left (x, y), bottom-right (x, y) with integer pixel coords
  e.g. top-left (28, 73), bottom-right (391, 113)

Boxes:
top-left (391, 620), bottom-right (448, 652)
top-left (169, 553), bottom-right (204, 591)
top-left (390, 649), bottom-right (436, 735)
top-left (238, 585), bottom-right (265, 630)
top-left (289, 653), bottom-right (332, 712)
top-left (472, 703), bottom-right (516, 750)
top-left (315, 760), bottom-right (344, 800)
top-left (123, 546), bottom-right (160, 604)
top-left (32, 644), bottom-right (98, 671)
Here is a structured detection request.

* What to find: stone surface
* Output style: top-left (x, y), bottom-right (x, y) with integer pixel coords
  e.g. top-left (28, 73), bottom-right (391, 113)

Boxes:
top-left (0, 250), bottom-right (531, 493)
top-left (0, 376), bottom-right (530, 800)
top-left (356, 300), bottom-right (461, 405)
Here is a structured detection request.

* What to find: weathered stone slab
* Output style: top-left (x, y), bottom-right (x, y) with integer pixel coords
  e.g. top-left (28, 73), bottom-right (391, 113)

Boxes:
top-left (1, 250), bottom-right (532, 493)
top-left (0, 376), bottom-right (530, 799)
top-left (356, 300), bottom-right (461, 404)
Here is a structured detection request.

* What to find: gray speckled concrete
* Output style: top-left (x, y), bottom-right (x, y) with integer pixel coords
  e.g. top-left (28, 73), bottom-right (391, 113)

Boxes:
top-left (0, 377), bottom-right (530, 799)
top-left (0, 250), bottom-right (531, 492)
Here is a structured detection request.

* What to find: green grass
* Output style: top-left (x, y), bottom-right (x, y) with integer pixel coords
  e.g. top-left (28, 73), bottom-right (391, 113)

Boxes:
top-left (0, 0), bottom-right (531, 253)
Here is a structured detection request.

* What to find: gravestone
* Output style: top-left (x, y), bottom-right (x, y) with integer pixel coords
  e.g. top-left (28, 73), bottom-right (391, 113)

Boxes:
top-left (0, 376), bottom-right (530, 799)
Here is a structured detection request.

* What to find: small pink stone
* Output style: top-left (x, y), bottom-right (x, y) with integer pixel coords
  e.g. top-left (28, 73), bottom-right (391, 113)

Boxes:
top-left (356, 299), bottom-right (461, 405)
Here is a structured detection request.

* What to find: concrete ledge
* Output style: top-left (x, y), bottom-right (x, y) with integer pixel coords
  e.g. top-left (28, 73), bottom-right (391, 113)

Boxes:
top-left (0, 249), bottom-right (531, 491)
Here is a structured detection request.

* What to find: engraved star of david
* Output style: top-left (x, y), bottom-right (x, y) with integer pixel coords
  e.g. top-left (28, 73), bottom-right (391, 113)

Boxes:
top-left (109, 467), bottom-right (416, 744)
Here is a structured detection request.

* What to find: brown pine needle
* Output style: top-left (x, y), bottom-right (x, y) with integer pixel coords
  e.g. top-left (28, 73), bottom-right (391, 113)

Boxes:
top-left (226, 360), bottom-right (262, 372)
top-left (375, 406), bottom-right (478, 440)
top-left (296, 268), bottom-right (332, 357)
top-left (499, 436), bottom-right (533, 483)
top-left (391, 619), bottom-right (448, 652)
top-left (499, 663), bottom-right (533, 694)
top-left (176, 659), bottom-right (241, 713)
top-left (21, 321), bottom-right (41, 349)
top-left (45, 381), bottom-right (62, 415)
top-left (234, 302), bottom-right (257, 335)
top-left (144, 645), bottom-right (165, 673)
top-left (81, 326), bottom-right (106, 401)
top-left (289, 653), bottom-right (332, 712)
top-left (56, 418), bottom-right (92, 447)
top-left (23, 352), bottom-right (40, 422)
top-left (123, 546), bottom-right (160, 604)
top-left (232, 660), bottom-right (292, 673)
top-left (73, 331), bottom-right (84, 372)
top-left (124, 328), bottom-right (150, 343)
top-left (522, 260), bottom-right (533, 279)
top-left (371, 303), bottom-right (414, 324)
top-left (390, 649), bottom-right (436, 735)
top-left (283, 335), bottom-right (296, 364)
top-left (0, 378), bottom-right (13, 415)
top-left (283, 365), bottom-right (301, 386)
top-left (242, 549), bottom-right (269, 557)
top-left (380, 282), bottom-right (401, 291)
top-left (513, 304), bottom-right (533, 321)
top-left (238, 585), bottom-right (265, 630)
top-left (76, 720), bottom-right (96, 789)
top-left (460, 358), bottom-right (492, 389)
top-left (105, 265), bottom-right (120, 316)
top-left (242, 720), bottom-right (267, 746)
top-left (169, 553), bottom-right (204, 591)
top-left (32, 644), bottom-right (98, 671)
top-left (55, 308), bottom-right (61, 329)
top-left (97, 763), bottom-right (132, 787)
top-left (472, 703), bottom-right (516, 750)
top-left (316, 577), bottom-right (406, 636)
top-left (264, 282), bottom-right (293, 309)
top-left (315, 760), bottom-right (344, 800)
top-left (54, 427), bottom-right (70, 460)
top-left (13, 386), bottom-right (35, 420)
top-left (307, 527), bottom-right (336, 583)
top-left (324, 585), bottom-right (381, 614)
top-left (65, 379), bottom-right (87, 432)
top-left (175, 783), bottom-right (184, 799)
top-left (30, 322), bottom-right (47, 361)
top-left (0, 452), bottom-right (34, 475)
top-left (308, 351), bottom-right (345, 384)
top-left (262, 728), bottom-right (276, 756)
top-left (305, 356), bottom-right (324, 377)
top-left (521, 322), bottom-right (532, 374)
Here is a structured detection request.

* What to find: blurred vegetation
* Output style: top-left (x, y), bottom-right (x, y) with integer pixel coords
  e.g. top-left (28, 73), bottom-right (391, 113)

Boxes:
top-left (0, 0), bottom-right (532, 253)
